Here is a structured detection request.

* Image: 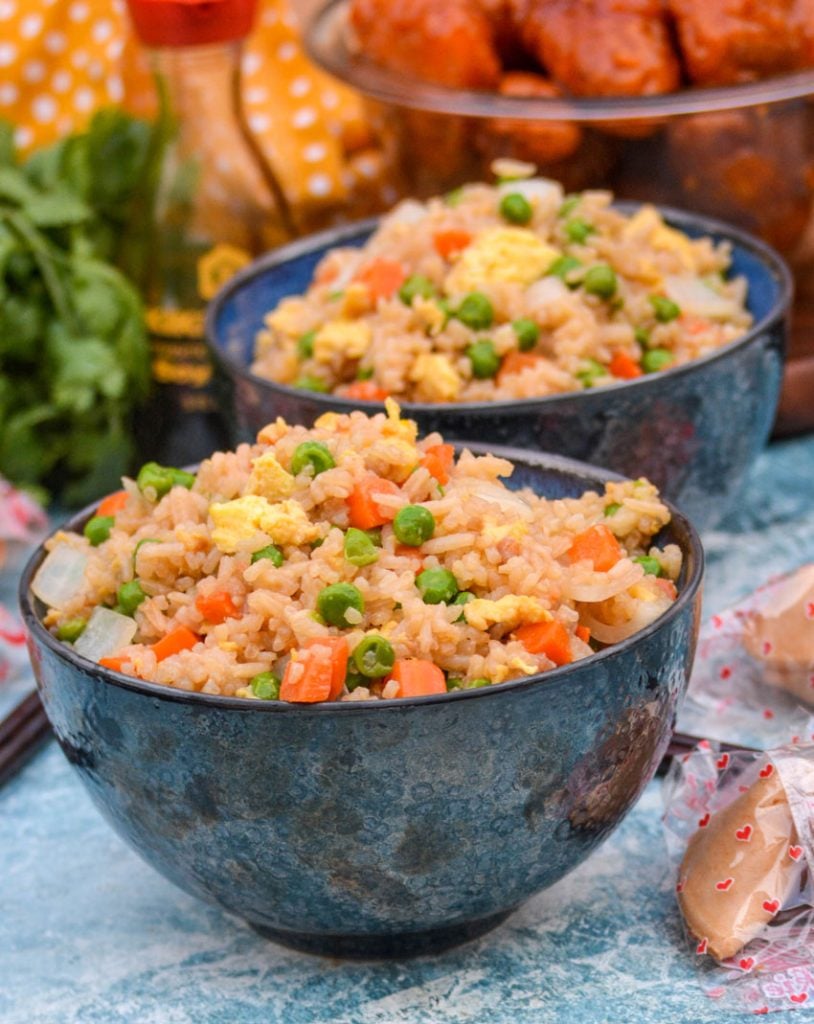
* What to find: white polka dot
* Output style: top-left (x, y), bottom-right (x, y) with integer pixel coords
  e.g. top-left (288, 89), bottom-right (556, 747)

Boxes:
top-left (303, 142), bottom-right (327, 163)
top-left (20, 13), bottom-right (43, 38)
top-left (14, 126), bottom-right (32, 148)
top-left (92, 19), bottom-right (113, 43)
top-left (0, 42), bottom-right (16, 66)
top-left (74, 87), bottom-right (94, 112)
top-left (44, 31), bottom-right (66, 54)
top-left (88, 59), bottom-right (104, 81)
top-left (71, 50), bottom-right (89, 69)
top-left (292, 106), bottom-right (316, 129)
top-left (321, 90), bottom-right (339, 110)
top-left (307, 173), bottom-right (332, 197)
top-left (69, 1), bottom-right (89, 20)
top-left (242, 53), bottom-right (261, 75)
top-left (355, 155), bottom-right (379, 179)
top-left (244, 86), bottom-right (267, 104)
top-left (0, 82), bottom-right (17, 105)
top-left (248, 113), bottom-right (270, 133)
top-left (23, 60), bottom-right (46, 83)
top-left (106, 38), bottom-right (124, 60)
top-left (32, 95), bottom-right (57, 123)
top-left (0, 0), bottom-right (16, 19)
top-left (52, 69), bottom-right (72, 93)
top-left (106, 76), bottom-right (123, 102)
top-left (277, 41), bottom-right (297, 61)
top-left (111, 0), bottom-right (125, 13)
top-left (289, 76), bottom-right (311, 98)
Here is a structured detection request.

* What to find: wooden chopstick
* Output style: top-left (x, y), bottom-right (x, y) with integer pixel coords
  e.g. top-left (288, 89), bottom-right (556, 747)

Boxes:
top-left (0, 689), bottom-right (51, 788)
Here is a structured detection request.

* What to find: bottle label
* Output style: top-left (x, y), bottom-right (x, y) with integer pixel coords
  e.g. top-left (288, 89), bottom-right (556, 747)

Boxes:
top-left (197, 243), bottom-right (252, 301)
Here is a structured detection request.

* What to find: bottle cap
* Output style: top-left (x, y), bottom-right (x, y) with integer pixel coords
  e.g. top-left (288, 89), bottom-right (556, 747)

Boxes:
top-left (126, 0), bottom-right (258, 48)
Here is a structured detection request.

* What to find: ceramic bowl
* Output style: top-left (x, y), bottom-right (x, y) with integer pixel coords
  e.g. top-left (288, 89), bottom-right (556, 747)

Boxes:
top-left (206, 206), bottom-right (791, 530)
top-left (20, 447), bottom-right (703, 958)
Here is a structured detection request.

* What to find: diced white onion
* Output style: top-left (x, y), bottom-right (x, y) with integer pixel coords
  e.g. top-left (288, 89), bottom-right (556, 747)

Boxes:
top-left (74, 607), bottom-right (137, 663)
top-left (580, 596), bottom-right (670, 644)
top-left (458, 480), bottom-right (535, 520)
top-left (525, 276), bottom-right (569, 312)
top-left (663, 275), bottom-right (738, 320)
top-left (498, 177), bottom-right (564, 208)
top-left (326, 249), bottom-right (364, 292)
top-left (387, 199), bottom-right (427, 225)
top-left (31, 544), bottom-right (89, 610)
top-left (566, 561), bottom-right (643, 603)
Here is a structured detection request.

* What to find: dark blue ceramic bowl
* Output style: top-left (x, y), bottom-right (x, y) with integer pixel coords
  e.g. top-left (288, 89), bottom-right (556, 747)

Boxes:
top-left (20, 447), bottom-right (703, 959)
top-left (206, 205), bottom-right (791, 530)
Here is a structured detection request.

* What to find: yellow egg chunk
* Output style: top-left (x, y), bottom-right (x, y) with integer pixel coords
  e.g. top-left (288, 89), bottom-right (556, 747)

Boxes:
top-left (247, 452), bottom-right (295, 501)
top-left (383, 397), bottom-right (419, 442)
top-left (313, 320), bottom-right (371, 363)
top-left (409, 353), bottom-right (461, 402)
top-left (445, 228), bottom-right (561, 292)
top-left (464, 596), bottom-right (552, 631)
top-left (623, 206), bottom-right (695, 271)
top-left (265, 297), bottom-right (309, 338)
top-left (210, 496), bottom-right (319, 553)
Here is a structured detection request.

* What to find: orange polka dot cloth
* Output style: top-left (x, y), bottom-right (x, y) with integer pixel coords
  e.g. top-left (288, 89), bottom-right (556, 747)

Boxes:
top-left (0, 0), bottom-right (394, 220)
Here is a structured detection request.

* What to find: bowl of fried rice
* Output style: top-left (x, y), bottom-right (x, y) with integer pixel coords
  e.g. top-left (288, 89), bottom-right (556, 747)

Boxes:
top-left (21, 405), bottom-right (703, 957)
top-left (207, 175), bottom-right (791, 528)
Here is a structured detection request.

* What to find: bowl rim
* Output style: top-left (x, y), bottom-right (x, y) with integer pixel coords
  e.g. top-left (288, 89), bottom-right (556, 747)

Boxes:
top-left (205, 201), bottom-right (792, 417)
top-left (19, 445), bottom-right (704, 716)
top-left (305, 0), bottom-right (814, 121)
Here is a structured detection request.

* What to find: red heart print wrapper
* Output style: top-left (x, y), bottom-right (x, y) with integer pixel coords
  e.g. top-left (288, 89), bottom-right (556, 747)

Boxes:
top-left (0, 475), bottom-right (46, 684)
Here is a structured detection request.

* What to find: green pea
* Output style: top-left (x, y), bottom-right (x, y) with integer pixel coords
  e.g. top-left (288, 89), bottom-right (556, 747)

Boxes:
top-left (464, 677), bottom-right (491, 689)
top-left (399, 274), bottom-right (436, 305)
top-left (499, 192), bottom-right (533, 225)
top-left (416, 567), bottom-right (458, 605)
top-left (634, 326), bottom-right (651, 349)
top-left (251, 543), bottom-right (284, 567)
top-left (512, 318), bottom-right (540, 352)
top-left (136, 462), bottom-right (195, 499)
top-left (327, 289), bottom-right (345, 302)
top-left (250, 671), bottom-right (281, 700)
top-left (393, 505), bottom-right (435, 547)
top-left (604, 502), bottom-right (622, 517)
top-left (445, 187), bottom-right (464, 207)
top-left (455, 292), bottom-right (493, 330)
top-left (446, 677), bottom-right (464, 691)
top-left (293, 375), bottom-right (328, 392)
top-left (56, 617), bottom-right (87, 643)
top-left (575, 358), bottom-right (607, 388)
top-left (583, 264), bottom-right (617, 299)
top-left (117, 580), bottom-right (147, 616)
top-left (345, 671), bottom-right (367, 692)
top-left (565, 218), bottom-right (594, 244)
top-left (558, 195), bottom-right (580, 219)
top-left (649, 295), bottom-right (681, 323)
top-left (453, 590), bottom-right (474, 622)
top-left (344, 527), bottom-right (380, 567)
top-left (364, 527), bottom-right (382, 546)
top-left (356, 366), bottom-right (374, 380)
top-left (317, 582), bottom-right (365, 628)
top-left (351, 634), bottom-right (396, 678)
top-left (547, 255), bottom-right (582, 285)
top-left (297, 329), bottom-right (316, 360)
top-left (634, 555), bottom-right (663, 577)
top-left (641, 348), bottom-right (674, 373)
top-left (466, 339), bottom-right (500, 379)
top-left (84, 515), bottom-right (114, 546)
top-left (291, 440), bottom-right (335, 477)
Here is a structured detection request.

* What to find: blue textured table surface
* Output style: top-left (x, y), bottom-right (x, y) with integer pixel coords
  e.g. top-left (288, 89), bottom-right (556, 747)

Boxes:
top-left (3, 435), bottom-right (814, 1024)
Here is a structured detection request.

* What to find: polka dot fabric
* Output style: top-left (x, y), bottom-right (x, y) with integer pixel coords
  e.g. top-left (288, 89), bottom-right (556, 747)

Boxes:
top-left (0, 0), bottom-right (392, 219)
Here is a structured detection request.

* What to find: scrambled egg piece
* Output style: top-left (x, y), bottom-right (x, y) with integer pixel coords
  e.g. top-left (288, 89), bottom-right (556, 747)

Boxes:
top-left (266, 297), bottom-right (309, 338)
top-left (313, 320), bottom-right (371, 364)
top-left (341, 282), bottom-right (372, 318)
top-left (366, 438), bottom-right (419, 483)
top-left (481, 519), bottom-right (529, 544)
top-left (464, 595), bottom-right (551, 631)
top-left (629, 582), bottom-right (658, 603)
top-left (623, 206), bottom-right (696, 272)
top-left (383, 397), bottom-right (419, 442)
top-left (445, 228), bottom-right (561, 292)
top-left (313, 411), bottom-right (343, 433)
top-left (256, 417), bottom-right (289, 445)
top-left (409, 353), bottom-right (461, 402)
top-left (210, 496), bottom-right (318, 553)
top-left (412, 296), bottom-right (446, 336)
top-left (247, 452), bottom-right (295, 501)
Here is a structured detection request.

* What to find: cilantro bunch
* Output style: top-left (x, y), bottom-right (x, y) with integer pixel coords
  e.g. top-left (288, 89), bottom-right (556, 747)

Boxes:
top-left (0, 110), bottom-right (155, 506)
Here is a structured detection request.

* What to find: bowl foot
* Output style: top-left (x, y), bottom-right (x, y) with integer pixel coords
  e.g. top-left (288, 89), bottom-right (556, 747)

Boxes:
top-left (249, 908), bottom-right (514, 959)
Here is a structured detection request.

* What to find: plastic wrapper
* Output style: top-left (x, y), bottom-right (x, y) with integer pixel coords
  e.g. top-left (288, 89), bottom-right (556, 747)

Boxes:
top-left (664, 739), bottom-right (814, 1013)
top-left (678, 565), bottom-right (814, 749)
top-left (0, 477), bottom-right (47, 685)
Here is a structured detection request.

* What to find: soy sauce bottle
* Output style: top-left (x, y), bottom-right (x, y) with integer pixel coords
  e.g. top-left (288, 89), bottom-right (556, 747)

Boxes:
top-left (126, 0), bottom-right (295, 465)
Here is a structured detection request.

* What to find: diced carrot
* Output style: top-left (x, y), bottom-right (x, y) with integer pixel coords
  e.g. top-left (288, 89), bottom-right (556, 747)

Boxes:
top-left (420, 443), bottom-right (454, 485)
top-left (347, 474), bottom-right (401, 529)
top-left (654, 577), bottom-right (678, 600)
top-left (609, 351), bottom-right (643, 380)
top-left (386, 659), bottom-right (446, 698)
top-left (99, 655), bottom-right (126, 672)
top-left (681, 315), bottom-right (710, 336)
top-left (575, 624), bottom-right (591, 643)
top-left (314, 260), bottom-right (340, 286)
top-left (514, 620), bottom-right (573, 666)
top-left (497, 350), bottom-right (542, 384)
top-left (343, 380), bottom-right (390, 402)
top-left (354, 259), bottom-right (406, 302)
top-left (151, 626), bottom-right (199, 663)
top-left (97, 490), bottom-right (129, 517)
top-left (567, 524), bottom-right (623, 572)
top-left (195, 591), bottom-right (239, 625)
top-left (280, 636), bottom-right (349, 703)
top-left (433, 229), bottom-right (472, 260)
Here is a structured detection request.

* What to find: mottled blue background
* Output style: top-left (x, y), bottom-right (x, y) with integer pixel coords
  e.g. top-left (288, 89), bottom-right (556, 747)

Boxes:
top-left (3, 434), bottom-right (814, 1024)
